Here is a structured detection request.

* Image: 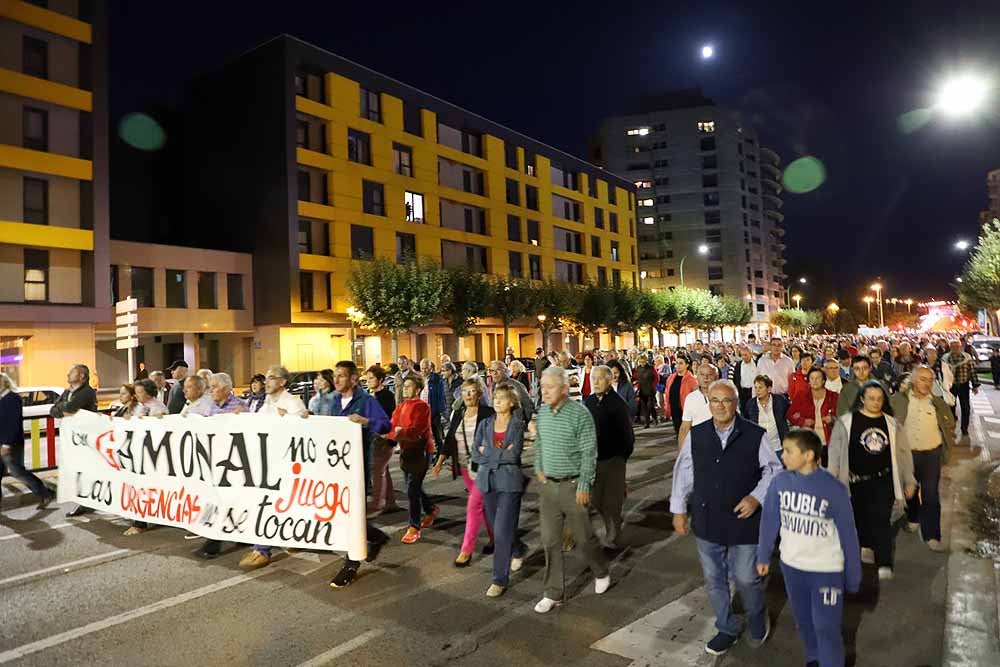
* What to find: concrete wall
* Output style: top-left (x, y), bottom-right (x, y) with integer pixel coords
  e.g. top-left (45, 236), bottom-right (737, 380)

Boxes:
top-left (0, 322), bottom-right (95, 388)
top-left (0, 21), bottom-right (80, 88)
top-left (0, 170), bottom-right (82, 228)
top-left (0, 243), bottom-right (81, 304)
top-left (0, 94), bottom-right (81, 157)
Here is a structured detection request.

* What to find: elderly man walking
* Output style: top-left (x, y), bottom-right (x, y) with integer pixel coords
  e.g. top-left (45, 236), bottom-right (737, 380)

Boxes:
top-left (530, 366), bottom-right (610, 614)
top-left (756, 337), bottom-right (795, 397)
top-left (890, 366), bottom-right (955, 551)
top-left (670, 379), bottom-right (783, 656)
top-left (584, 365), bottom-right (634, 550)
top-left (51, 364), bottom-right (98, 517)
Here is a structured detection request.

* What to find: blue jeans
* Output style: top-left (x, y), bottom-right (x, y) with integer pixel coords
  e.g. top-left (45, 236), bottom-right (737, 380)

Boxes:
top-left (0, 447), bottom-right (51, 501)
top-left (482, 490), bottom-right (524, 586)
top-left (906, 448), bottom-right (943, 541)
top-left (695, 538), bottom-right (767, 637)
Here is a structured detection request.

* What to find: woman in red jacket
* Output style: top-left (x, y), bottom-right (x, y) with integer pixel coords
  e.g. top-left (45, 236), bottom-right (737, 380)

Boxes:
top-left (788, 367), bottom-right (838, 466)
top-left (386, 375), bottom-right (438, 544)
top-left (663, 355), bottom-right (699, 434)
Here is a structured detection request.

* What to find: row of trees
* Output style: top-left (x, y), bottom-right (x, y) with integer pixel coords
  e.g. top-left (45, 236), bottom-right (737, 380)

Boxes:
top-left (346, 258), bottom-right (755, 357)
top-left (769, 308), bottom-right (823, 334)
top-left (957, 218), bottom-right (1000, 334)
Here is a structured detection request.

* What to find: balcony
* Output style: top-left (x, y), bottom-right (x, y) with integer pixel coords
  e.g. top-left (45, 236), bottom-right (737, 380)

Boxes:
top-left (764, 208), bottom-right (784, 223)
top-left (759, 146), bottom-right (780, 166)
top-left (761, 176), bottom-right (782, 194)
top-left (772, 225), bottom-right (786, 237)
top-left (760, 162), bottom-right (781, 180)
top-left (763, 192), bottom-right (783, 209)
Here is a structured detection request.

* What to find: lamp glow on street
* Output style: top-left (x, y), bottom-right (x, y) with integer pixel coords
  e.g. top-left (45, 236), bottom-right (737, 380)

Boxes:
top-left (954, 239), bottom-right (970, 251)
top-left (935, 74), bottom-right (990, 117)
top-left (701, 44), bottom-right (714, 60)
top-left (697, 244), bottom-right (709, 254)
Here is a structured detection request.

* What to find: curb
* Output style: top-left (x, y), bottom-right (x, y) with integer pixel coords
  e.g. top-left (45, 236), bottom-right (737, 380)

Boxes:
top-left (941, 412), bottom-right (1000, 667)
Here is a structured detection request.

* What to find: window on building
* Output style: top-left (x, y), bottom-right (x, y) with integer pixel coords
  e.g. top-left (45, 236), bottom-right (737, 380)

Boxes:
top-left (23, 106), bottom-right (47, 151)
top-left (706, 229), bottom-right (722, 243)
top-left (610, 212), bottom-right (619, 232)
top-left (612, 269), bottom-right (621, 287)
top-left (360, 87), bottom-right (381, 122)
top-left (227, 274), bottom-right (244, 310)
top-left (505, 178), bottom-right (520, 205)
top-left (608, 187), bottom-right (617, 205)
top-left (396, 232), bottom-right (416, 264)
top-left (296, 119), bottom-right (309, 149)
top-left (653, 159), bottom-right (669, 168)
top-left (165, 269), bottom-right (186, 308)
top-left (524, 152), bottom-right (537, 177)
top-left (610, 240), bottom-right (620, 261)
top-left (507, 215), bottom-right (521, 242)
top-left (708, 266), bottom-right (724, 281)
top-left (527, 220), bottom-right (540, 246)
top-left (700, 137), bottom-right (716, 151)
top-left (297, 170), bottom-right (310, 202)
top-left (638, 198), bottom-right (654, 206)
top-left (362, 180), bottom-right (385, 216)
top-left (704, 192), bottom-right (720, 206)
top-left (463, 208), bottom-right (488, 235)
top-left (655, 176), bottom-right (669, 186)
top-left (703, 155), bottom-right (718, 170)
top-left (294, 71), bottom-right (306, 97)
top-left (594, 207), bottom-right (604, 229)
top-left (198, 272), bottom-right (216, 309)
top-left (665, 250), bottom-right (674, 258)
top-left (22, 36), bottom-right (47, 79)
top-left (131, 267), bottom-right (154, 307)
top-left (656, 195), bottom-right (671, 204)
top-left (626, 127), bottom-right (650, 136)
top-left (588, 177), bottom-right (598, 198)
top-left (590, 235), bottom-right (601, 258)
top-left (634, 180), bottom-right (651, 189)
top-left (528, 254), bottom-right (542, 280)
top-left (23, 249), bottom-right (47, 302)
top-left (666, 268), bottom-right (675, 277)
top-left (403, 102), bottom-right (423, 136)
top-left (404, 191), bottom-right (424, 222)
top-left (462, 169), bottom-right (485, 195)
top-left (703, 174), bottom-right (719, 188)
top-left (709, 284), bottom-right (723, 296)
top-left (756, 303), bottom-right (766, 313)
top-left (627, 162), bottom-right (650, 171)
top-left (504, 142), bottom-right (518, 170)
top-left (753, 270), bottom-right (764, 279)
top-left (525, 185), bottom-right (539, 211)
top-left (298, 220), bottom-right (312, 253)
top-left (109, 265), bottom-right (119, 303)
top-left (23, 177), bottom-right (47, 224)
top-left (705, 210), bottom-right (721, 225)
top-left (393, 143), bottom-right (413, 176)
top-left (509, 251), bottom-right (523, 278)
top-left (698, 120), bottom-right (715, 133)
top-left (351, 225), bottom-right (374, 259)
top-left (299, 272), bottom-right (314, 311)
top-left (348, 129), bottom-right (372, 165)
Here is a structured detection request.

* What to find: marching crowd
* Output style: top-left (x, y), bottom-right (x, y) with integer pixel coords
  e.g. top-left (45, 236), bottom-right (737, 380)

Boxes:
top-left (0, 330), bottom-right (991, 666)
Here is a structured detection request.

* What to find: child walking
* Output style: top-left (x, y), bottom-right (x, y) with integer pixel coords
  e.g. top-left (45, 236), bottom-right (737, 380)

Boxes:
top-left (757, 429), bottom-right (861, 667)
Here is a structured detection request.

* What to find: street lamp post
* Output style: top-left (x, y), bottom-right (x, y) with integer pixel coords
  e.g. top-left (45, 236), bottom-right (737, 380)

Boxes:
top-left (792, 294), bottom-right (802, 309)
top-left (870, 283), bottom-right (884, 327)
top-left (863, 296), bottom-right (874, 324)
top-left (904, 298), bottom-right (913, 313)
top-left (678, 244), bottom-right (709, 287)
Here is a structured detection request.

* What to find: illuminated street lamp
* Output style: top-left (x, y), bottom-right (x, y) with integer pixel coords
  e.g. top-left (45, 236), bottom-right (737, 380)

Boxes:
top-left (863, 296), bottom-right (874, 324)
top-left (935, 74), bottom-right (990, 117)
top-left (792, 294), bottom-right (803, 309)
top-left (827, 302), bottom-right (840, 313)
top-left (678, 244), bottom-right (709, 287)
top-left (904, 298), bottom-right (913, 313)
top-left (954, 239), bottom-right (970, 251)
top-left (870, 282), bottom-right (884, 327)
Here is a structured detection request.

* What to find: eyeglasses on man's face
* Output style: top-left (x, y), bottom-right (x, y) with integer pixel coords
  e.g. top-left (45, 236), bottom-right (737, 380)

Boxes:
top-left (708, 397), bottom-right (736, 406)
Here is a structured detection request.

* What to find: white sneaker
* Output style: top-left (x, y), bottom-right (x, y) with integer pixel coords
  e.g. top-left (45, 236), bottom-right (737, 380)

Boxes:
top-left (595, 575), bottom-right (611, 595)
top-left (510, 557), bottom-right (524, 572)
top-left (927, 539), bottom-right (945, 552)
top-left (878, 567), bottom-right (894, 581)
top-left (534, 597), bottom-right (562, 614)
top-left (861, 547), bottom-right (875, 564)
top-left (904, 522), bottom-right (920, 533)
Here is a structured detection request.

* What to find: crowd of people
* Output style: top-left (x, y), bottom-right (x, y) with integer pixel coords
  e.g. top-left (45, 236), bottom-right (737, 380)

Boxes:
top-left (0, 329), bottom-right (990, 664)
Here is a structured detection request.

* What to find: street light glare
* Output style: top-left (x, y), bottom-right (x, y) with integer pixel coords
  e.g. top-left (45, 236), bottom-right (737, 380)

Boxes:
top-left (870, 283), bottom-right (882, 292)
top-left (697, 244), bottom-right (709, 254)
top-left (701, 44), bottom-right (714, 59)
top-left (936, 74), bottom-right (990, 117)
top-left (798, 277), bottom-right (807, 284)
top-left (954, 239), bottom-right (970, 250)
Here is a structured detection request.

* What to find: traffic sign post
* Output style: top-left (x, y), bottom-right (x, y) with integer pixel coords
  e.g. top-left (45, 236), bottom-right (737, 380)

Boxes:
top-left (115, 297), bottom-right (140, 383)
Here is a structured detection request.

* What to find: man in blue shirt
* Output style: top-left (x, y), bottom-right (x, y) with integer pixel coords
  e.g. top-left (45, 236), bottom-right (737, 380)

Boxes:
top-left (670, 379), bottom-right (783, 657)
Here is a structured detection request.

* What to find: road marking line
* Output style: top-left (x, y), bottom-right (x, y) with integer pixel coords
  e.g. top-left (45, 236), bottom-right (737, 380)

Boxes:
top-left (985, 417), bottom-right (1000, 424)
top-left (294, 629), bottom-right (384, 667)
top-left (0, 549), bottom-right (131, 587)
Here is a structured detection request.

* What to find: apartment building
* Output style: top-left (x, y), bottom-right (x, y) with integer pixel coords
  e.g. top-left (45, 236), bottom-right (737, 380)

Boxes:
top-left (595, 91), bottom-right (786, 331)
top-left (183, 35), bottom-right (638, 369)
top-left (0, 0), bottom-right (109, 386)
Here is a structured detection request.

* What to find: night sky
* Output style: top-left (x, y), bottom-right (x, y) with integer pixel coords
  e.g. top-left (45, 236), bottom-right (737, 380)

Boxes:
top-left (107, 0), bottom-right (1000, 313)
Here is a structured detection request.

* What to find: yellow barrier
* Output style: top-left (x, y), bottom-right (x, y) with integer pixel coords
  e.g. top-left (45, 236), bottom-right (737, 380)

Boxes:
top-left (29, 418), bottom-right (41, 469)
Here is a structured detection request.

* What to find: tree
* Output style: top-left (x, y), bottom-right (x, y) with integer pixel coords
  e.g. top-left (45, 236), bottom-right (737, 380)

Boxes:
top-left (486, 277), bottom-right (536, 352)
top-left (716, 296), bottom-right (752, 340)
top-left (571, 283), bottom-right (616, 344)
top-left (347, 257), bottom-right (450, 359)
top-left (612, 286), bottom-right (649, 344)
top-left (957, 219), bottom-right (1000, 334)
top-left (441, 267), bottom-right (490, 338)
top-left (534, 279), bottom-right (580, 351)
top-left (770, 308), bottom-right (822, 335)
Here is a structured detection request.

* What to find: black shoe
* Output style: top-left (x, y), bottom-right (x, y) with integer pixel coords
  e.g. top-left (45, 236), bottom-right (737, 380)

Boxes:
top-left (806, 662), bottom-right (819, 667)
top-left (37, 492), bottom-right (55, 510)
top-left (705, 632), bottom-right (739, 656)
top-left (330, 564), bottom-right (359, 588)
top-left (197, 547), bottom-right (220, 560)
top-left (482, 542), bottom-right (495, 555)
top-left (66, 505), bottom-right (95, 517)
top-left (365, 539), bottom-right (386, 563)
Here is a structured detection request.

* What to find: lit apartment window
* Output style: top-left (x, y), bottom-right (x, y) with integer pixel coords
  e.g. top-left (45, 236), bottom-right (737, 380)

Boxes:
top-left (362, 180), bottom-right (385, 216)
top-left (626, 127), bottom-right (650, 136)
top-left (360, 87), bottom-right (381, 122)
top-left (198, 272), bottom-right (217, 309)
top-left (404, 191), bottom-right (424, 222)
top-left (634, 180), bottom-right (652, 188)
top-left (642, 216), bottom-right (654, 225)
top-left (23, 249), bottom-right (47, 302)
top-left (166, 269), bottom-right (186, 308)
top-left (22, 36), bottom-right (47, 79)
top-left (393, 143), bottom-right (413, 176)
top-left (23, 106), bottom-right (47, 151)
top-left (348, 129), bottom-right (372, 165)
top-left (396, 232), bottom-right (416, 264)
top-left (611, 240), bottom-right (619, 261)
top-left (638, 198), bottom-right (653, 206)
top-left (524, 152), bottom-right (537, 177)
top-left (227, 274), bottom-right (244, 310)
top-left (23, 177), bottom-right (47, 224)
top-left (698, 121), bottom-right (716, 133)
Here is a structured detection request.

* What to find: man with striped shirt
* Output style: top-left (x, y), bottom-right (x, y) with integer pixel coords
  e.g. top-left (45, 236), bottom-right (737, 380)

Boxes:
top-left (529, 365), bottom-right (611, 614)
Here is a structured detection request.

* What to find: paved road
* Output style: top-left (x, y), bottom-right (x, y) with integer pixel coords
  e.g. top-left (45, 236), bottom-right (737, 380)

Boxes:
top-left (4, 394), bottom-right (989, 667)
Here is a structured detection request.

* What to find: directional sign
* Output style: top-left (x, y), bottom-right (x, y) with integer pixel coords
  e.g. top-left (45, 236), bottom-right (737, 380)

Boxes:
top-left (116, 337), bottom-right (139, 350)
top-left (115, 312), bottom-right (138, 326)
top-left (115, 297), bottom-right (138, 315)
top-left (116, 325), bottom-right (138, 338)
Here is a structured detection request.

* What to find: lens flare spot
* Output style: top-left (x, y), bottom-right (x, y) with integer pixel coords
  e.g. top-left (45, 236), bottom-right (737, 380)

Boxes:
top-left (897, 108), bottom-right (933, 134)
top-left (782, 156), bottom-right (826, 194)
top-left (118, 112), bottom-right (166, 151)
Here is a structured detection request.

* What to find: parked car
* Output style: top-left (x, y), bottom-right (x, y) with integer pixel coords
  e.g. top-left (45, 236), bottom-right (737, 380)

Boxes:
top-left (18, 386), bottom-right (64, 434)
top-left (287, 370), bottom-right (322, 404)
top-left (970, 336), bottom-right (1000, 372)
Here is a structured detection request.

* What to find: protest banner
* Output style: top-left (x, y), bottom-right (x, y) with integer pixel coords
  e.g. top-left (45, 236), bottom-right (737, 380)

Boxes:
top-left (57, 410), bottom-right (368, 561)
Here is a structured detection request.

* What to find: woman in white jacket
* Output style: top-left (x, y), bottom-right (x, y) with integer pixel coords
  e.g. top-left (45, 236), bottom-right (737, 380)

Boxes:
top-left (828, 380), bottom-right (916, 581)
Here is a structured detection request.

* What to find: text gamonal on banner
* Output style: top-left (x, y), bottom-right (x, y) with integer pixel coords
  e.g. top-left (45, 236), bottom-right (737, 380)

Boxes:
top-left (57, 411), bottom-right (368, 561)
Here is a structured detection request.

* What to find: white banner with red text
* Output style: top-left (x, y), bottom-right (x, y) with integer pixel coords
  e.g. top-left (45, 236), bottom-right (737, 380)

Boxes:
top-left (57, 410), bottom-right (368, 560)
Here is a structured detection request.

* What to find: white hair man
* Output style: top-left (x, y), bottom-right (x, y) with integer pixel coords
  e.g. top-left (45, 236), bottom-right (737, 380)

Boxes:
top-left (489, 360), bottom-right (533, 422)
top-left (207, 373), bottom-right (246, 415)
top-left (529, 365), bottom-right (610, 614)
top-left (179, 375), bottom-right (214, 416)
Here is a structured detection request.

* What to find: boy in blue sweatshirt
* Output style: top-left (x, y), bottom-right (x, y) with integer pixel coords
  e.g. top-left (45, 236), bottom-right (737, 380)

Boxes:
top-left (757, 429), bottom-right (861, 667)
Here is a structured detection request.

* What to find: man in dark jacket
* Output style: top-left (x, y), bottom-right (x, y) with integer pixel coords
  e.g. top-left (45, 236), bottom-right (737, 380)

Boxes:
top-left (420, 358), bottom-right (448, 454)
top-left (165, 359), bottom-right (189, 414)
top-left (584, 365), bottom-right (635, 550)
top-left (50, 364), bottom-right (98, 516)
top-left (1, 372), bottom-right (55, 508)
top-left (634, 355), bottom-right (658, 428)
